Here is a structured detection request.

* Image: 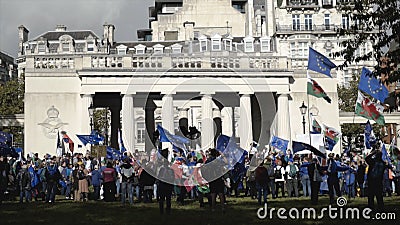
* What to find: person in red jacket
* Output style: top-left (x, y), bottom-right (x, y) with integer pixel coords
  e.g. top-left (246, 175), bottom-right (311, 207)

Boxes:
top-left (102, 161), bottom-right (117, 202)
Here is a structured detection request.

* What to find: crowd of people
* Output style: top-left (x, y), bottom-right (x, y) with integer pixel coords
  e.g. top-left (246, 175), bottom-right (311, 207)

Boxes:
top-left (0, 143), bottom-right (399, 214)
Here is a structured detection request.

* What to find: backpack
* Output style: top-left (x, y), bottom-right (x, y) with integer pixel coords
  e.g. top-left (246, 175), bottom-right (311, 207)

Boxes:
top-left (47, 165), bottom-right (60, 181)
top-left (77, 170), bottom-right (86, 180)
top-left (274, 166), bottom-right (283, 180)
top-left (289, 164), bottom-right (297, 178)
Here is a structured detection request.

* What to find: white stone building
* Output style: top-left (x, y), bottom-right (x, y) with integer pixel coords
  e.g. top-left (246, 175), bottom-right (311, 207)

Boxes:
top-left (17, 0), bottom-right (399, 157)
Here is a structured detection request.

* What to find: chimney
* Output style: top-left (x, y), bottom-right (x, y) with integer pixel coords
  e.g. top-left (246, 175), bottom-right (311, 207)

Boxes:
top-left (55, 24), bottom-right (67, 31)
top-left (103, 22), bottom-right (109, 45)
top-left (108, 24), bottom-right (115, 45)
top-left (18, 25), bottom-right (29, 56)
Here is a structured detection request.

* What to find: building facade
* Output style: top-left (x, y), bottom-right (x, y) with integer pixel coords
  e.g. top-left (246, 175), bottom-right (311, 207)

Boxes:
top-left (0, 51), bottom-right (18, 86)
top-left (17, 0), bottom-right (399, 157)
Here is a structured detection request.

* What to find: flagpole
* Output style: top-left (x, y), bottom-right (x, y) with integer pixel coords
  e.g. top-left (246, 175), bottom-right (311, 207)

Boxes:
top-left (306, 70), bottom-right (312, 146)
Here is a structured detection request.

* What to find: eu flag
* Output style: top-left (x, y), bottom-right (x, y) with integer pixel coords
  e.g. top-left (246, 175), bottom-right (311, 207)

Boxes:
top-left (307, 47), bottom-right (336, 77)
top-left (270, 136), bottom-right (289, 152)
top-left (157, 124), bottom-right (189, 152)
top-left (358, 67), bottom-right (389, 103)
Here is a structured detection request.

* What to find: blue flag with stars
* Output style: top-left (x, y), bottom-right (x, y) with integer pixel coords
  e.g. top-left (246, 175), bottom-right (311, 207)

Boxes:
top-left (307, 47), bottom-right (336, 77)
top-left (358, 67), bottom-right (389, 103)
top-left (270, 136), bottom-right (289, 152)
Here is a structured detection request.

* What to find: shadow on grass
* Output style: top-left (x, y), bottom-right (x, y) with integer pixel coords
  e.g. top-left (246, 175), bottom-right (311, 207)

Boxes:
top-left (0, 196), bottom-right (399, 225)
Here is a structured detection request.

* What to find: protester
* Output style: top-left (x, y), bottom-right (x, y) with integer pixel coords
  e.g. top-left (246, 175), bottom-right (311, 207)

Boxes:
top-left (157, 159), bottom-right (174, 214)
top-left (307, 158), bottom-right (323, 204)
top-left (17, 163), bottom-right (31, 203)
top-left (77, 163), bottom-right (89, 201)
top-left (120, 158), bottom-right (134, 205)
top-left (255, 161), bottom-right (268, 205)
top-left (91, 165), bottom-right (102, 201)
top-left (299, 157), bottom-right (311, 197)
top-left (274, 160), bottom-right (286, 198)
top-left (45, 158), bottom-right (61, 203)
top-left (285, 159), bottom-right (299, 197)
top-left (366, 149), bottom-right (389, 209)
top-left (102, 161), bottom-right (117, 202)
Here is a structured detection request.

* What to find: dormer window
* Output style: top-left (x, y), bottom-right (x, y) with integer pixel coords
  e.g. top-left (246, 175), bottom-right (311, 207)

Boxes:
top-left (198, 35), bottom-right (207, 52)
top-left (135, 44), bottom-right (146, 55)
top-left (223, 34), bottom-right (233, 51)
top-left (87, 41), bottom-right (94, 52)
top-left (260, 36), bottom-right (271, 52)
top-left (211, 34), bottom-right (222, 51)
top-left (171, 44), bottom-right (182, 54)
top-left (62, 42), bottom-right (70, 52)
top-left (153, 44), bottom-right (164, 54)
top-left (117, 45), bottom-right (127, 55)
top-left (38, 43), bottom-right (46, 54)
top-left (244, 36), bottom-right (254, 53)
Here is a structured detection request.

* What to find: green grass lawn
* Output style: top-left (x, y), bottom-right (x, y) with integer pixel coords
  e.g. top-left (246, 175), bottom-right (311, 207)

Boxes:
top-left (1, 195), bottom-right (399, 225)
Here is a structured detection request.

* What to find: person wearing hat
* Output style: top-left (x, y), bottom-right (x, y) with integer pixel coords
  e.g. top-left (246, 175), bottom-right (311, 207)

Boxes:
top-left (91, 164), bottom-right (102, 201)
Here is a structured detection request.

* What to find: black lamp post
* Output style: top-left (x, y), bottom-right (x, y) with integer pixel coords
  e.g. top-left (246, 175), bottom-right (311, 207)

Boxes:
top-left (88, 103), bottom-right (95, 132)
top-left (299, 101), bottom-right (307, 134)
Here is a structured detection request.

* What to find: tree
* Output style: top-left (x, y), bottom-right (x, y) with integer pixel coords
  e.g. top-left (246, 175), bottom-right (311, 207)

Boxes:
top-left (335, 1), bottom-right (400, 82)
top-left (0, 75), bottom-right (24, 114)
top-left (0, 75), bottom-right (24, 147)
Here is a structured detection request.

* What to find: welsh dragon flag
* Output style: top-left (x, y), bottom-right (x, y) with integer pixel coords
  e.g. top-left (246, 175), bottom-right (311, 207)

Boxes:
top-left (307, 76), bottom-right (331, 103)
top-left (355, 91), bottom-right (385, 125)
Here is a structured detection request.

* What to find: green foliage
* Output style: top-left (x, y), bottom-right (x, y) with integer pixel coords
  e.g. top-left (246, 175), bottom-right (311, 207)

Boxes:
top-left (0, 76), bottom-right (24, 147)
top-left (0, 76), bottom-right (24, 115)
top-left (335, 0), bottom-right (400, 82)
top-left (93, 108), bottom-right (110, 143)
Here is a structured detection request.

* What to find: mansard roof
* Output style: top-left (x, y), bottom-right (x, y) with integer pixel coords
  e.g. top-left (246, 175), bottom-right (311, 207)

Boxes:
top-left (32, 31), bottom-right (99, 41)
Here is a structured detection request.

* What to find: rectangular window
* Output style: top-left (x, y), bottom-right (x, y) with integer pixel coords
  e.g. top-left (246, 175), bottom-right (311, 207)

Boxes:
top-left (290, 43), bottom-right (296, 58)
top-left (244, 40), bottom-right (254, 52)
top-left (136, 49), bottom-right (145, 54)
top-left (224, 40), bottom-right (232, 51)
top-left (172, 47), bottom-right (181, 54)
top-left (292, 15), bottom-right (300, 31)
top-left (117, 49), bottom-right (126, 55)
top-left (211, 39), bottom-right (221, 51)
top-left (137, 122), bottom-right (145, 144)
top-left (38, 43), bottom-right (45, 53)
top-left (260, 39), bottom-right (270, 52)
top-left (87, 42), bottom-right (94, 52)
top-left (62, 43), bottom-right (69, 52)
top-left (304, 14), bottom-right (313, 31)
top-left (200, 40), bottom-right (207, 52)
top-left (298, 42), bottom-right (308, 58)
top-left (342, 15), bottom-right (350, 29)
top-left (164, 31), bottom-right (178, 41)
top-left (324, 14), bottom-right (331, 30)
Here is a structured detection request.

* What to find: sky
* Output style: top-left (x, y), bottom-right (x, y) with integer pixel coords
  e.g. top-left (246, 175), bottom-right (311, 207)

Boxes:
top-left (0, 0), bottom-right (154, 57)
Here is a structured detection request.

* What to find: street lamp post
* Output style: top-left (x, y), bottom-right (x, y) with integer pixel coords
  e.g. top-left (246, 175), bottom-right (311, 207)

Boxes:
top-left (299, 101), bottom-right (308, 134)
top-left (88, 103), bottom-right (95, 132)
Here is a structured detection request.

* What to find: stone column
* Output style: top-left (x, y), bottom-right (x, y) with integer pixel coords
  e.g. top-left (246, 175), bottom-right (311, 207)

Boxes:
top-left (221, 107), bottom-right (233, 136)
top-left (81, 94), bottom-right (93, 134)
top-left (121, 94), bottom-right (135, 153)
top-left (145, 99), bottom-right (156, 153)
top-left (213, 108), bottom-right (222, 144)
top-left (277, 93), bottom-right (291, 142)
top-left (239, 94), bottom-right (253, 150)
top-left (161, 94), bottom-right (174, 150)
top-left (201, 94), bottom-right (214, 150)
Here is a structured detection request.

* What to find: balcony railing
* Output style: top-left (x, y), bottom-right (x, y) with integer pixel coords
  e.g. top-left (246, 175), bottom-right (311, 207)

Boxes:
top-left (287, 0), bottom-right (318, 7)
top-left (276, 24), bottom-right (338, 32)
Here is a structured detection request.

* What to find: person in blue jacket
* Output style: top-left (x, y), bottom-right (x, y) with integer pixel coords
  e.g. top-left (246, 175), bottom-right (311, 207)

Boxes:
top-left (91, 165), bottom-right (102, 201)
